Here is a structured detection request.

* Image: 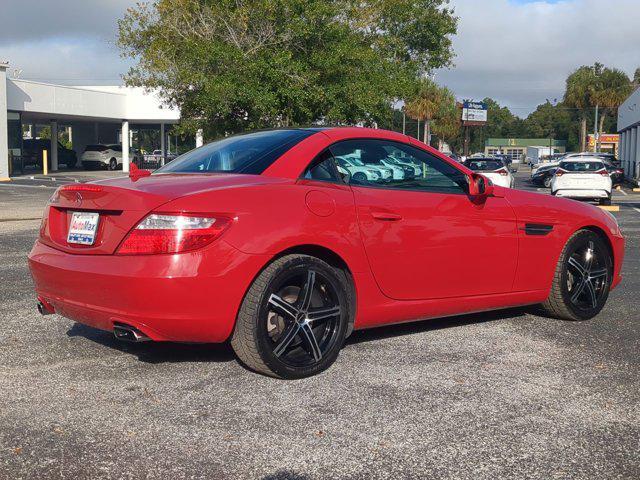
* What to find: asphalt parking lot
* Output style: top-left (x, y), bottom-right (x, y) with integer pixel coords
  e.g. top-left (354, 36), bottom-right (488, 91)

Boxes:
top-left (1, 169), bottom-right (639, 479)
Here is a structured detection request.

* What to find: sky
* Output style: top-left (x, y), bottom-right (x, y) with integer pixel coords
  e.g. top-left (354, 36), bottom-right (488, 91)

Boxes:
top-left (1, 0), bottom-right (639, 117)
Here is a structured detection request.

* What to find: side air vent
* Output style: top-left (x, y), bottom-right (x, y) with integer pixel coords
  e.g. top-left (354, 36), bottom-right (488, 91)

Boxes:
top-left (521, 223), bottom-right (553, 236)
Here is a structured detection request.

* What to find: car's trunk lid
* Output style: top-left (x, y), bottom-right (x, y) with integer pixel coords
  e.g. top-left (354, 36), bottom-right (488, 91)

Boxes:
top-left (39, 173), bottom-right (281, 255)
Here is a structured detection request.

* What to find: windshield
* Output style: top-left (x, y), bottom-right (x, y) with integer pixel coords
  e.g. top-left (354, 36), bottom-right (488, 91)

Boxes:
top-left (559, 161), bottom-right (605, 172)
top-left (156, 129), bottom-right (314, 174)
top-left (467, 160), bottom-right (503, 171)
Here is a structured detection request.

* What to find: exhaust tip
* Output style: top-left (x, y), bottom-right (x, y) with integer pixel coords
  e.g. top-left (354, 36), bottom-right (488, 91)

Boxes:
top-left (37, 300), bottom-right (54, 316)
top-left (113, 324), bottom-right (150, 343)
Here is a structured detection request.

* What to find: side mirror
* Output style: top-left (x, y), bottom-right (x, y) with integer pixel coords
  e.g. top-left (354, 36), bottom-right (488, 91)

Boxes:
top-left (468, 173), bottom-right (494, 198)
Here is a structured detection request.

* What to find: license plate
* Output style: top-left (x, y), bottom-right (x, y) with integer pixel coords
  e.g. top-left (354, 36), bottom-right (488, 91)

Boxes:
top-left (67, 212), bottom-right (100, 245)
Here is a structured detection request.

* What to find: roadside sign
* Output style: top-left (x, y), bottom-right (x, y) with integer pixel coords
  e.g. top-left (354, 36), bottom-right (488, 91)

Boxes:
top-left (462, 101), bottom-right (488, 124)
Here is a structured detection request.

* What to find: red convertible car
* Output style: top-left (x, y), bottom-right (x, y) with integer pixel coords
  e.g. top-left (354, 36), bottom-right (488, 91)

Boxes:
top-left (29, 128), bottom-right (624, 378)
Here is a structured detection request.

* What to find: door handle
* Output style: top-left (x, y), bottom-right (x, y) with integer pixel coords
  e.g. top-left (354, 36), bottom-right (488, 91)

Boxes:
top-left (370, 210), bottom-right (402, 221)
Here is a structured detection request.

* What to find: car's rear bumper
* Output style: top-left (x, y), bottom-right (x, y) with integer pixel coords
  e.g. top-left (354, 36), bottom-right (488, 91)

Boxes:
top-left (553, 189), bottom-right (610, 198)
top-left (28, 240), bottom-right (269, 343)
top-left (81, 160), bottom-right (108, 168)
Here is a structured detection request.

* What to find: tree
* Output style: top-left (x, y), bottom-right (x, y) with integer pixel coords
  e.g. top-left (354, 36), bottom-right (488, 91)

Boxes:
top-left (430, 88), bottom-right (459, 150)
top-left (564, 65), bottom-right (598, 152)
top-left (591, 67), bottom-right (633, 149)
top-left (118, 0), bottom-right (457, 139)
top-left (404, 78), bottom-right (451, 146)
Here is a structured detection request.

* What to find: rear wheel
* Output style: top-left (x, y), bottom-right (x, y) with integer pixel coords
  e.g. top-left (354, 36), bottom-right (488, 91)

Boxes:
top-left (540, 230), bottom-right (612, 321)
top-left (231, 254), bottom-right (351, 379)
top-left (599, 196), bottom-right (612, 206)
top-left (109, 158), bottom-right (118, 170)
top-left (543, 176), bottom-right (552, 188)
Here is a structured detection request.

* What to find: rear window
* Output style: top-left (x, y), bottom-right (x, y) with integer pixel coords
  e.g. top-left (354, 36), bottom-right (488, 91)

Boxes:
top-left (156, 130), bottom-right (314, 175)
top-left (559, 161), bottom-right (605, 172)
top-left (84, 145), bottom-right (108, 152)
top-left (467, 160), bottom-right (503, 171)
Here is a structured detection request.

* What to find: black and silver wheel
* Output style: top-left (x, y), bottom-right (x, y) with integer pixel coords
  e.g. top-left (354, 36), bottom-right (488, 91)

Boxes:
top-left (109, 158), bottom-right (118, 170)
top-left (540, 230), bottom-right (612, 321)
top-left (231, 254), bottom-right (351, 379)
top-left (543, 176), bottom-right (552, 188)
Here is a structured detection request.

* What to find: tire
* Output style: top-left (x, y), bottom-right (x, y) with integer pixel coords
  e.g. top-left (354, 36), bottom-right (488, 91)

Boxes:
top-left (539, 229), bottom-right (612, 321)
top-left (599, 196), bottom-right (612, 206)
top-left (108, 158), bottom-right (118, 171)
top-left (352, 172), bottom-right (367, 183)
top-left (231, 254), bottom-right (352, 379)
top-left (543, 177), bottom-right (552, 188)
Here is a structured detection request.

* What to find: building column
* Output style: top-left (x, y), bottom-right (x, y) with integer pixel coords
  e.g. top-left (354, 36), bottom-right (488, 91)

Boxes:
top-left (635, 127), bottom-right (640, 182)
top-left (50, 120), bottom-right (58, 172)
top-left (160, 123), bottom-right (166, 166)
top-left (195, 129), bottom-right (204, 148)
top-left (0, 62), bottom-right (9, 180)
top-left (122, 120), bottom-right (130, 173)
top-left (631, 128), bottom-right (638, 181)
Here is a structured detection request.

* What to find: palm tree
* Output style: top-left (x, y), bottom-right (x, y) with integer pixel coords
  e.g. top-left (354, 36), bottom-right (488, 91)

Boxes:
top-left (564, 65), bottom-right (598, 152)
top-left (591, 68), bottom-right (633, 150)
top-left (405, 78), bottom-right (447, 146)
top-left (431, 88), bottom-right (459, 151)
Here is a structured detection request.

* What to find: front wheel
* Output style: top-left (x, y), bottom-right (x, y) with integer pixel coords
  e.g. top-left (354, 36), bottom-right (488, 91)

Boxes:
top-left (540, 229), bottom-right (612, 321)
top-left (108, 158), bottom-right (118, 170)
top-left (231, 255), bottom-right (352, 378)
top-left (543, 177), bottom-right (552, 188)
top-left (599, 196), bottom-right (612, 206)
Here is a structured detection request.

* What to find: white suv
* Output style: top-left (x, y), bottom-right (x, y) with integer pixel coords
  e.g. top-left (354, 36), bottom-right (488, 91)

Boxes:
top-left (81, 144), bottom-right (124, 170)
top-left (551, 158), bottom-right (612, 205)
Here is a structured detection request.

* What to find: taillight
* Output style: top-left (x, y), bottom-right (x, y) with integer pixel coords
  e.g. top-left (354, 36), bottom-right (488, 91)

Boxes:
top-left (116, 214), bottom-right (232, 255)
top-left (598, 169), bottom-right (609, 177)
top-left (496, 168), bottom-right (509, 176)
top-left (555, 170), bottom-right (564, 177)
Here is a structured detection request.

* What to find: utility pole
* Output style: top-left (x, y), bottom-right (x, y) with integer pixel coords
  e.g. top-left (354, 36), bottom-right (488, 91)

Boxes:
top-left (402, 111), bottom-right (406, 135)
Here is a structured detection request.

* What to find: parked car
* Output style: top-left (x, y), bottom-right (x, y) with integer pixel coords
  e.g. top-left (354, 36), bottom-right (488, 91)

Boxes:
top-left (336, 155), bottom-right (393, 182)
top-left (551, 158), bottom-right (612, 205)
top-left (531, 163), bottom-right (559, 188)
top-left (22, 138), bottom-right (77, 169)
top-left (465, 158), bottom-right (515, 188)
top-left (81, 144), bottom-right (123, 170)
top-left (29, 128), bottom-right (624, 379)
top-left (604, 162), bottom-right (624, 187)
top-left (335, 156), bottom-right (384, 183)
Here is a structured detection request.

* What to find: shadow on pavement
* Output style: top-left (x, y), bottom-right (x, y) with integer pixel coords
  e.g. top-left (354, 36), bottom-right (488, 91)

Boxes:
top-left (346, 307), bottom-right (530, 346)
top-left (66, 307), bottom-right (533, 364)
top-left (66, 323), bottom-right (236, 364)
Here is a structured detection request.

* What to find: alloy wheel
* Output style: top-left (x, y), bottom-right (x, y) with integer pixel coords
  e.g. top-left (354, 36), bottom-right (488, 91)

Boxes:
top-left (264, 269), bottom-right (343, 368)
top-left (566, 240), bottom-right (609, 311)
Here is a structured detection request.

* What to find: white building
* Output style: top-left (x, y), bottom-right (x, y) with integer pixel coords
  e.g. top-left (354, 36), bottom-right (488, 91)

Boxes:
top-left (0, 61), bottom-right (198, 180)
top-left (618, 86), bottom-right (640, 183)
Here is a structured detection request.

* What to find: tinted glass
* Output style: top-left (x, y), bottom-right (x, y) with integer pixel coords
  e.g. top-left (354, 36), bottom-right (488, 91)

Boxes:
top-left (559, 161), bottom-right (605, 172)
top-left (156, 130), bottom-right (313, 174)
top-left (329, 139), bottom-right (468, 194)
top-left (467, 160), bottom-right (504, 171)
top-left (303, 150), bottom-right (341, 182)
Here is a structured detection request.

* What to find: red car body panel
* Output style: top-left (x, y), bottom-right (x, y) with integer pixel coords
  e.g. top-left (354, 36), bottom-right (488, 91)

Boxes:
top-left (28, 128), bottom-right (624, 343)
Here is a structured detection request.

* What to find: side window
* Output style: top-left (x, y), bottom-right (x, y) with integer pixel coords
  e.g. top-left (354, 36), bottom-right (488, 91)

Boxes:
top-left (329, 139), bottom-right (468, 194)
top-left (303, 149), bottom-right (341, 183)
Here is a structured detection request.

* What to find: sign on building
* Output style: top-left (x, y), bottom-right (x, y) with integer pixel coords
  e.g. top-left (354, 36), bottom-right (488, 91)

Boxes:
top-left (462, 101), bottom-right (488, 124)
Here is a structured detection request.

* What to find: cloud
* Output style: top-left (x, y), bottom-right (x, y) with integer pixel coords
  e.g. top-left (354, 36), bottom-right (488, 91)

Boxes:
top-left (438, 0), bottom-right (640, 115)
top-left (0, 0), bottom-right (134, 84)
top-left (1, 0), bottom-right (638, 117)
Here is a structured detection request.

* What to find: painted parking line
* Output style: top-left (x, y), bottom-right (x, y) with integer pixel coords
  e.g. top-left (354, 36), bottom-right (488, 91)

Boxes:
top-left (633, 207), bottom-right (640, 215)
